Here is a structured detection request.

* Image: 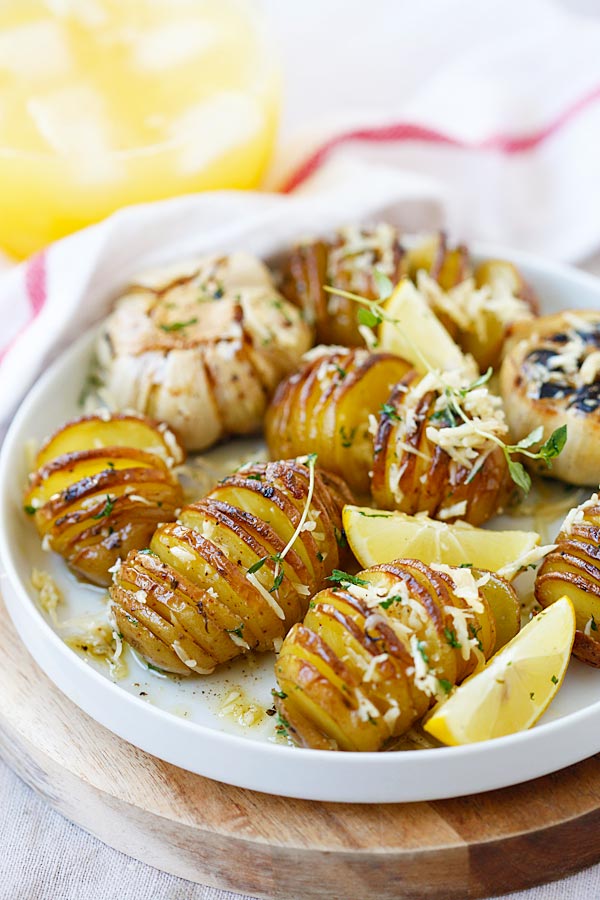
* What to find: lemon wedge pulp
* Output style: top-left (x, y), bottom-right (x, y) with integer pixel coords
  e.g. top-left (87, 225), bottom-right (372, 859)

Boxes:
top-left (342, 505), bottom-right (541, 581)
top-left (378, 278), bottom-right (467, 373)
top-left (423, 597), bottom-right (576, 745)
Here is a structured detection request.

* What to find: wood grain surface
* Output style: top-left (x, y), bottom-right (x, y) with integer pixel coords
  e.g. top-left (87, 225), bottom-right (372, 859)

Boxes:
top-left (1, 593), bottom-right (599, 900)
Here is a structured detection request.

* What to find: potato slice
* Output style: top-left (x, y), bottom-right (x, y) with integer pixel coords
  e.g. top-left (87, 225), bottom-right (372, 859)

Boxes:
top-left (35, 413), bottom-right (184, 469)
top-left (266, 348), bottom-right (411, 495)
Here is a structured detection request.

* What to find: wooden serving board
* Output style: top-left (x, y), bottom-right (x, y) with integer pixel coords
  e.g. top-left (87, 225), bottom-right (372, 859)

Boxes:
top-left (1, 594), bottom-right (600, 900)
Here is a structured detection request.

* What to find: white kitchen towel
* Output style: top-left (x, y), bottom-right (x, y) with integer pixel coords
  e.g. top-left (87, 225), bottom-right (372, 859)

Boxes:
top-left (2, 0), bottom-right (600, 431)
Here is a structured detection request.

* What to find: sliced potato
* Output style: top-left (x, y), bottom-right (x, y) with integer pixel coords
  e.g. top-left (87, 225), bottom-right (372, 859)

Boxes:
top-left (265, 347), bottom-right (411, 495)
top-left (24, 413), bottom-right (184, 586)
top-left (35, 413), bottom-right (184, 469)
top-left (370, 373), bottom-right (514, 527)
top-left (274, 558), bottom-right (508, 751)
top-left (111, 459), bottom-right (352, 674)
top-left (536, 493), bottom-right (600, 666)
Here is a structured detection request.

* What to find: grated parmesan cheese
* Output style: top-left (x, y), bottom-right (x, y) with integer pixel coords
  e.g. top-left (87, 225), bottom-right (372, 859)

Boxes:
top-left (561, 492), bottom-right (599, 537)
top-left (171, 640), bottom-right (214, 673)
top-left (408, 634), bottom-right (439, 698)
top-left (362, 652), bottom-right (390, 684)
top-left (245, 571), bottom-right (285, 619)
top-left (31, 568), bottom-right (62, 624)
top-left (431, 563), bottom-right (487, 614)
top-left (354, 687), bottom-right (381, 721)
top-left (437, 500), bottom-right (467, 521)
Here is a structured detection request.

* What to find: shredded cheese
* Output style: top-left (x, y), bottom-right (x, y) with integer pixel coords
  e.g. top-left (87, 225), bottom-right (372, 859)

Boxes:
top-left (245, 571), bottom-right (285, 619)
top-left (31, 568), bottom-right (62, 624)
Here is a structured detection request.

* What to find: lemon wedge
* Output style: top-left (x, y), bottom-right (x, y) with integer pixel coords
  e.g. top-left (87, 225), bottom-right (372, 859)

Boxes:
top-left (378, 278), bottom-right (468, 373)
top-left (343, 505), bottom-right (541, 580)
top-left (423, 597), bottom-right (576, 745)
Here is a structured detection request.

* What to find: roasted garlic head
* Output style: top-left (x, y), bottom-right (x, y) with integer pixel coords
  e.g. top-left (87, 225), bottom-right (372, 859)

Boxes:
top-left (96, 253), bottom-right (313, 451)
top-left (500, 311), bottom-right (600, 485)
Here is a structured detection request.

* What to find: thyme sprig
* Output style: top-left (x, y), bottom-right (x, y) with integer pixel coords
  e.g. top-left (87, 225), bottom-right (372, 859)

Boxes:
top-left (245, 453), bottom-right (318, 594)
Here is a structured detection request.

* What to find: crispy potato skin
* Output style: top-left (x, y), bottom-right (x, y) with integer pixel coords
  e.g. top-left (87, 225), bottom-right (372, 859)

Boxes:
top-left (265, 348), bottom-right (413, 495)
top-left (110, 460), bottom-right (354, 675)
top-left (274, 559), bottom-right (514, 751)
top-left (25, 414), bottom-right (184, 586)
top-left (371, 375), bottom-right (514, 526)
top-left (535, 498), bottom-right (600, 666)
top-left (501, 311), bottom-right (600, 486)
top-left (408, 234), bottom-right (537, 370)
top-left (279, 227), bottom-right (406, 347)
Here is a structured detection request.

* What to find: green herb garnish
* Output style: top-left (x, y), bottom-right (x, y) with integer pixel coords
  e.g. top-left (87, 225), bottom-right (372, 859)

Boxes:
top-left (327, 569), bottom-right (369, 587)
top-left (159, 317), bottom-right (198, 332)
top-left (92, 494), bottom-right (114, 519)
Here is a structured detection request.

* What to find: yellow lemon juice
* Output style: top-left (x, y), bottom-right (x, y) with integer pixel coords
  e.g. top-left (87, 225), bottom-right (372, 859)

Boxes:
top-left (0, 0), bottom-right (280, 257)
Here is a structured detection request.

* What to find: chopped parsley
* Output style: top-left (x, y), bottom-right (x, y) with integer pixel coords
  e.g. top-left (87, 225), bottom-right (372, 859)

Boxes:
top-left (380, 402), bottom-right (401, 422)
top-left (551, 674), bottom-right (559, 685)
top-left (159, 317), bottom-right (198, 332)
top-left (326, 569), bottom-right (369, 587)
top-left (92, 494), bottom-right (114, 519)
top-left (339, 425), bottom-right (357, 448)
top-left (23, 504), bottom-right (37, 516)
top-left (225, 625), bottom-right (245, 640)
top-left (444, 627), bottom-right (461, 649)
top-left (416, 640), bottom-right (429, 664)
top-left (468, 623), bottom-right (483, 651)
top-left (379, 594), bottom-right (404, 610)
top-left (438, 678), bottom-right (453, 695)
top-left (272, 688), bottom-right (288, 700)
top-left (275, 712), bottom-right (291, 739)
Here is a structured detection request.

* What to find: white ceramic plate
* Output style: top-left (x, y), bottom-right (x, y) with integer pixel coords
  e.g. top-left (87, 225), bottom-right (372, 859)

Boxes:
top-left (2, 242), bottom-right (600, 803)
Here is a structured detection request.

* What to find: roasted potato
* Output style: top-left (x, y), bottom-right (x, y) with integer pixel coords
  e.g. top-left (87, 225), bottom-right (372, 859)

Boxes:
top-left (279, 224), bottom-right (406, 347)
top-left (96, 253), bottom-right (313, 451)
top-left (408, 235), bottom-right (537, 371)
top-left (371, 370), bottom-right (514, 525)
top-left (406, 231), bottom-right (472, 293)
top-left (265, 347), bottom-right (413, 496)
top-left (24, 413), bottom-right (184, 586)
top-left (535, 492), bottom-right (600, 666)
top-left (110, 459), bottom-right (354, 675)
top-left (274, 559), bottom-right (516, 750)
top-left (500, 311), bottom-right (600, 486)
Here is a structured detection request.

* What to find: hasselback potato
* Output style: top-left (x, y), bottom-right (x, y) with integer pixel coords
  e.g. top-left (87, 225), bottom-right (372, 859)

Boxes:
top-left (500, 311), bottom-right (600, 486)
top-left (371, 369), bottom-right (514, 525)
top-left (110, 459), bottom-right (354, 675)
top-left (279, 224), bottom-right (406, 347)
top-left (535, 492), bottom-right (600, 666)
top-left (406, 231), bottom-right (472, 291)
top-left (96, 252), bottom-right (313, 451)
top-left (265, 347), bottom-right (413, 495)
top-left (274, 559), bottom-right (517, 751)
top-left (24, 413), bottom-right (185, 586)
